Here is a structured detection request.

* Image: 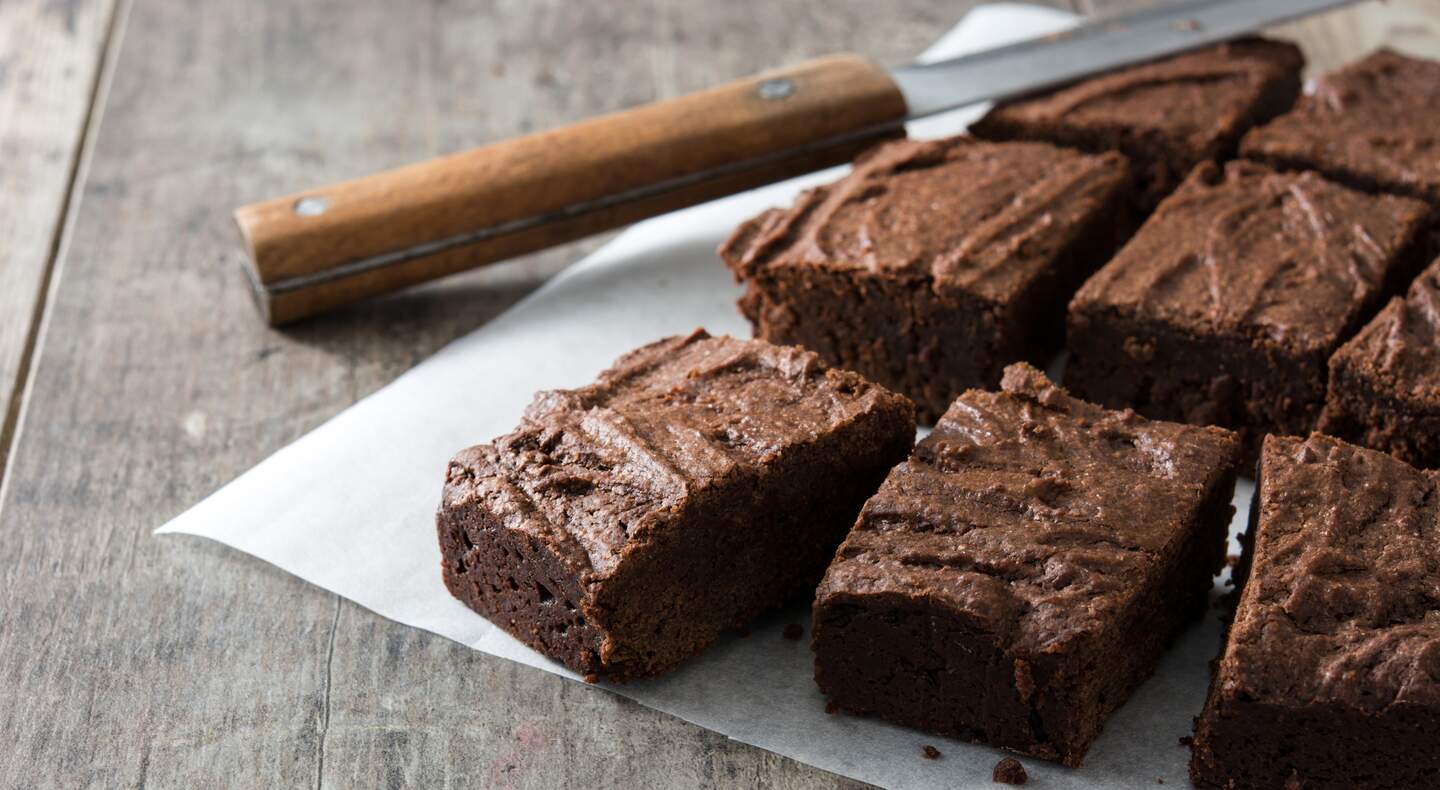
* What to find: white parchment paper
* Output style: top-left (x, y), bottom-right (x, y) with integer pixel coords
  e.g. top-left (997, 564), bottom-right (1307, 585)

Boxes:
top-left (159, 6), bottom-right (1255, 786)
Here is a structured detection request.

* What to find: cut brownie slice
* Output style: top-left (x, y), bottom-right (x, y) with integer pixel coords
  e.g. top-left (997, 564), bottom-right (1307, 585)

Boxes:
top-left (1067, 160), bottom-right (1431, 461)
top-left (720, 135), bottom-right (1130, 423)
top-left (812, 363), bottom-right (1241, 766)
top-left (1191, 433), bottom-right (1440, 789)
top-left (1320, 257), bottom-right (1440, 469)
top-left (437, 329), bottom-right (915, 682)
top-left (972, 37), bottom-right (1303, 208)
top-left (1242, 49), bottom-right (1440, 205)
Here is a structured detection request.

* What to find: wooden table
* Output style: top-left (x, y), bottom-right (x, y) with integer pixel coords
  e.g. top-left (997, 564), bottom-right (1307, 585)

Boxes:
top-left (2, 1), bottom-right (1435, 786)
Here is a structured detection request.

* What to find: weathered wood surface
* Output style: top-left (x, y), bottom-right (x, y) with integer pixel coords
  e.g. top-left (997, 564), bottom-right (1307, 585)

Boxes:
top-left (4, 1), bottom-right (1437, 788)
top-left (0, 0), bottom-right (117, 474)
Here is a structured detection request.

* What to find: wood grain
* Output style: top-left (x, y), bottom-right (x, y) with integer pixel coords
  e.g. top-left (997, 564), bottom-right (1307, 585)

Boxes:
top-left (239, 54), bottom-right (907, 324)
top-left (0, 1), bottom-right (1040, 787)
top-left (0, 0), bottom-right (117, 476)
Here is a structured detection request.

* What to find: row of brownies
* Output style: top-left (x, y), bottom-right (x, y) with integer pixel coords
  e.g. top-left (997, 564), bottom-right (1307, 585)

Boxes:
top-left (436, 39), bottom-right (1440, 790)
top-left (723, 39), bottom-right (1440, 469)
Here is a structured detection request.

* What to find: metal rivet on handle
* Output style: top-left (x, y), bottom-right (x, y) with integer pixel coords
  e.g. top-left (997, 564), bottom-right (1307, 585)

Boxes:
top-left (293, 196), bottom-right (330, 216)
top-left (757, 78), bottom-right (795, 100)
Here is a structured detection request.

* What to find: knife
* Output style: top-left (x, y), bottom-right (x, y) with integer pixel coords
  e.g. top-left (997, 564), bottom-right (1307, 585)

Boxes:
top-left (235, 0), bottom-right (1358, 325)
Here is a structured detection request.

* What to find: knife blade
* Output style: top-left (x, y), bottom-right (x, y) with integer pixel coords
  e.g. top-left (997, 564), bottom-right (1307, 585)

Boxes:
top-left (235, 0), bottom-right (1360, 325)
top-left (891, 0), bottom-right (1357, 118)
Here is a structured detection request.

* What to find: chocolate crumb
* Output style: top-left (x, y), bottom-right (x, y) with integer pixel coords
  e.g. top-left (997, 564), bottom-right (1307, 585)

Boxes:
top-left (825, 701), bottom-right (840, 715)
top-left (583, 673), bottom-right (599, 684)
top-left (1179, 735), bottom-right (1194, 747)
top-left (1158, 779), bottom-right (1165, 785)
top-left (993, 756), bottom-right (1027, 785)
top-left (1225, 553), bottom-right (1241, 567)
top-left (782, 623), bottom-right (805, 640)
top-left (921, 745), bottom-right (941, 760)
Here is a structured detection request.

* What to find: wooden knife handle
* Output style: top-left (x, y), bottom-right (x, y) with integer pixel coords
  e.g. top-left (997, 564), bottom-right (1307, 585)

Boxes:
top-left (234, 54), bottom-right (907, 325)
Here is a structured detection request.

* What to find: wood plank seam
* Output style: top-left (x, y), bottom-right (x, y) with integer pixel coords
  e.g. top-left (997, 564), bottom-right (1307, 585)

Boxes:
top-left (313, 597), bottom-right (343, 790)
top-left (0, 0), bottom-right (129, 490)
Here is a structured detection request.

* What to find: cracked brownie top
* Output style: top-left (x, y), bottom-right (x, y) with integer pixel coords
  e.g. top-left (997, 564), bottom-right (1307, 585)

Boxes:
top-left (1229, 433), bottom-right (1440, 710)
top-left (1330, 257), bottom-right (1440, 402)
top-left (975, 37), bottom-right (1302, 171)
top-left (815, 363), bottom-right (1239, 655)
top-left (1242, 49), bottom-right (1440, 203)
top-left (718, 135), bottom-right (1128, 304)
top-left (442, 329), bottom-right (914, 580)
top-left (1072, 161), bottom-right (1430, 356)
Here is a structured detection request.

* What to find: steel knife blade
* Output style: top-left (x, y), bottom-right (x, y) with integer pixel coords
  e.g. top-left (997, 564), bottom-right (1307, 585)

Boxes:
top-left (891, 0), bottom-right (1357, 117)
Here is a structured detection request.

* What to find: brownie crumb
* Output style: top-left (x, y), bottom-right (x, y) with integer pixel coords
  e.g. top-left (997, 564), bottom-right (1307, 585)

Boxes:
top-left (1225, 554), bottom-right (1241, 568)
top-left (825, 701), bottom-right (840, 715)
top-left (993, 757), bottom-right (1027, 785)
top-left (583, 673), bottom-right (599, 684)
top-left (782, 623), bottom-right (805, 640)
top-left (921, 745), bottom-right (941, 760)
top-left (1178, 735), bottom-right (1194, 747)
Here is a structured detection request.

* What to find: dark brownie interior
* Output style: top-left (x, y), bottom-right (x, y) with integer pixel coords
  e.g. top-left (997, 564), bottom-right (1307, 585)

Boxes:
top-left (1191, 433), bottom-right (1440, 789)
top-left (1320, 256), bottom-right (1440, 469)
top-left (812, 363), bottom-right (1240, 766)
top-left (1242, 48), bottom-right (1440, 205)
top-left (720, 135), bottom-right (1130, 422)
top-left (1067, 160), bottom-right (1432, 461)
top-left (973, 37), bottom-right (1303, 207)
top-left (438, 329), bottom-right (914, 681)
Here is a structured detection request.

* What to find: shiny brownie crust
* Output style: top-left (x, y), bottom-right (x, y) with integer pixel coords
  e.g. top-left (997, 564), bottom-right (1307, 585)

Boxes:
top-left (812, 364), bottom-right (1240, 766)
top-left (1191, 434), bottom-right (1440, 788)
top-left (437, 329), bottom-right (915, 681)
top-left (720, 135), bottom-right (1131, 423)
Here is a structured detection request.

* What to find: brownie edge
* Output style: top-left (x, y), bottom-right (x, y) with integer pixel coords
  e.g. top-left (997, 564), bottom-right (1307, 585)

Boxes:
top-left (1241, 49), bottom-right (1440, 206)
top-left (1190, 434), bottom-right (1440, 789)
top-left (720, 135), bottom-right (1130, 423)
top-left (973, 36), bottom-right (1303, 207)
top-left (1066, 161), bottom-right (1431, 461)
top-left (438, 329), bottom-right (916, 681)
top-left (812, 363), bottom-right (1240, 766)
top-left (1318, 257), bottom-right (1440, 469)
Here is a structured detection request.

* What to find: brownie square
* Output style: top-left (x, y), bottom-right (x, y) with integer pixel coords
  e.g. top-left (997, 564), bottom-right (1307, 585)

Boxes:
top-left (1067, 161), bottom-right (1431, 461)
top-left (1242, 49), bottom-right (1440, 205)
top-left (972, 37), bottom-right (1303, 208)
top-left (812, 363), bottom-right (1241, 766)
top-left (1191, 433), bottom-right (1440, 789)
top-left (437, 329), bottom-right (915, 681)
top-left (719, 135), bottom-right (1130, 423)
top-left (1320, 257), bottom-right (1440, 469)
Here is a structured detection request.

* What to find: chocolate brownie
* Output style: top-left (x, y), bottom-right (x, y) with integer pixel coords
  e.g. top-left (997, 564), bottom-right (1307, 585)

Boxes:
top-left (1242, 49), bottom-right (1440, 206)
top-left (972, 37), bottom-right (1303, 208)
top-left (1067, 161), bottom-right (1431, 461)
top-left (437, 329), bottom-right (915, 681)
top-left (720, 135), bottom-right (1130, 423)
top-left (812, 364), bottom-right (1240, 766)
top-left (1191, 433), bottom-right (1440, 789)
top-left (1319, 257), bottom-right (1440, 469)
